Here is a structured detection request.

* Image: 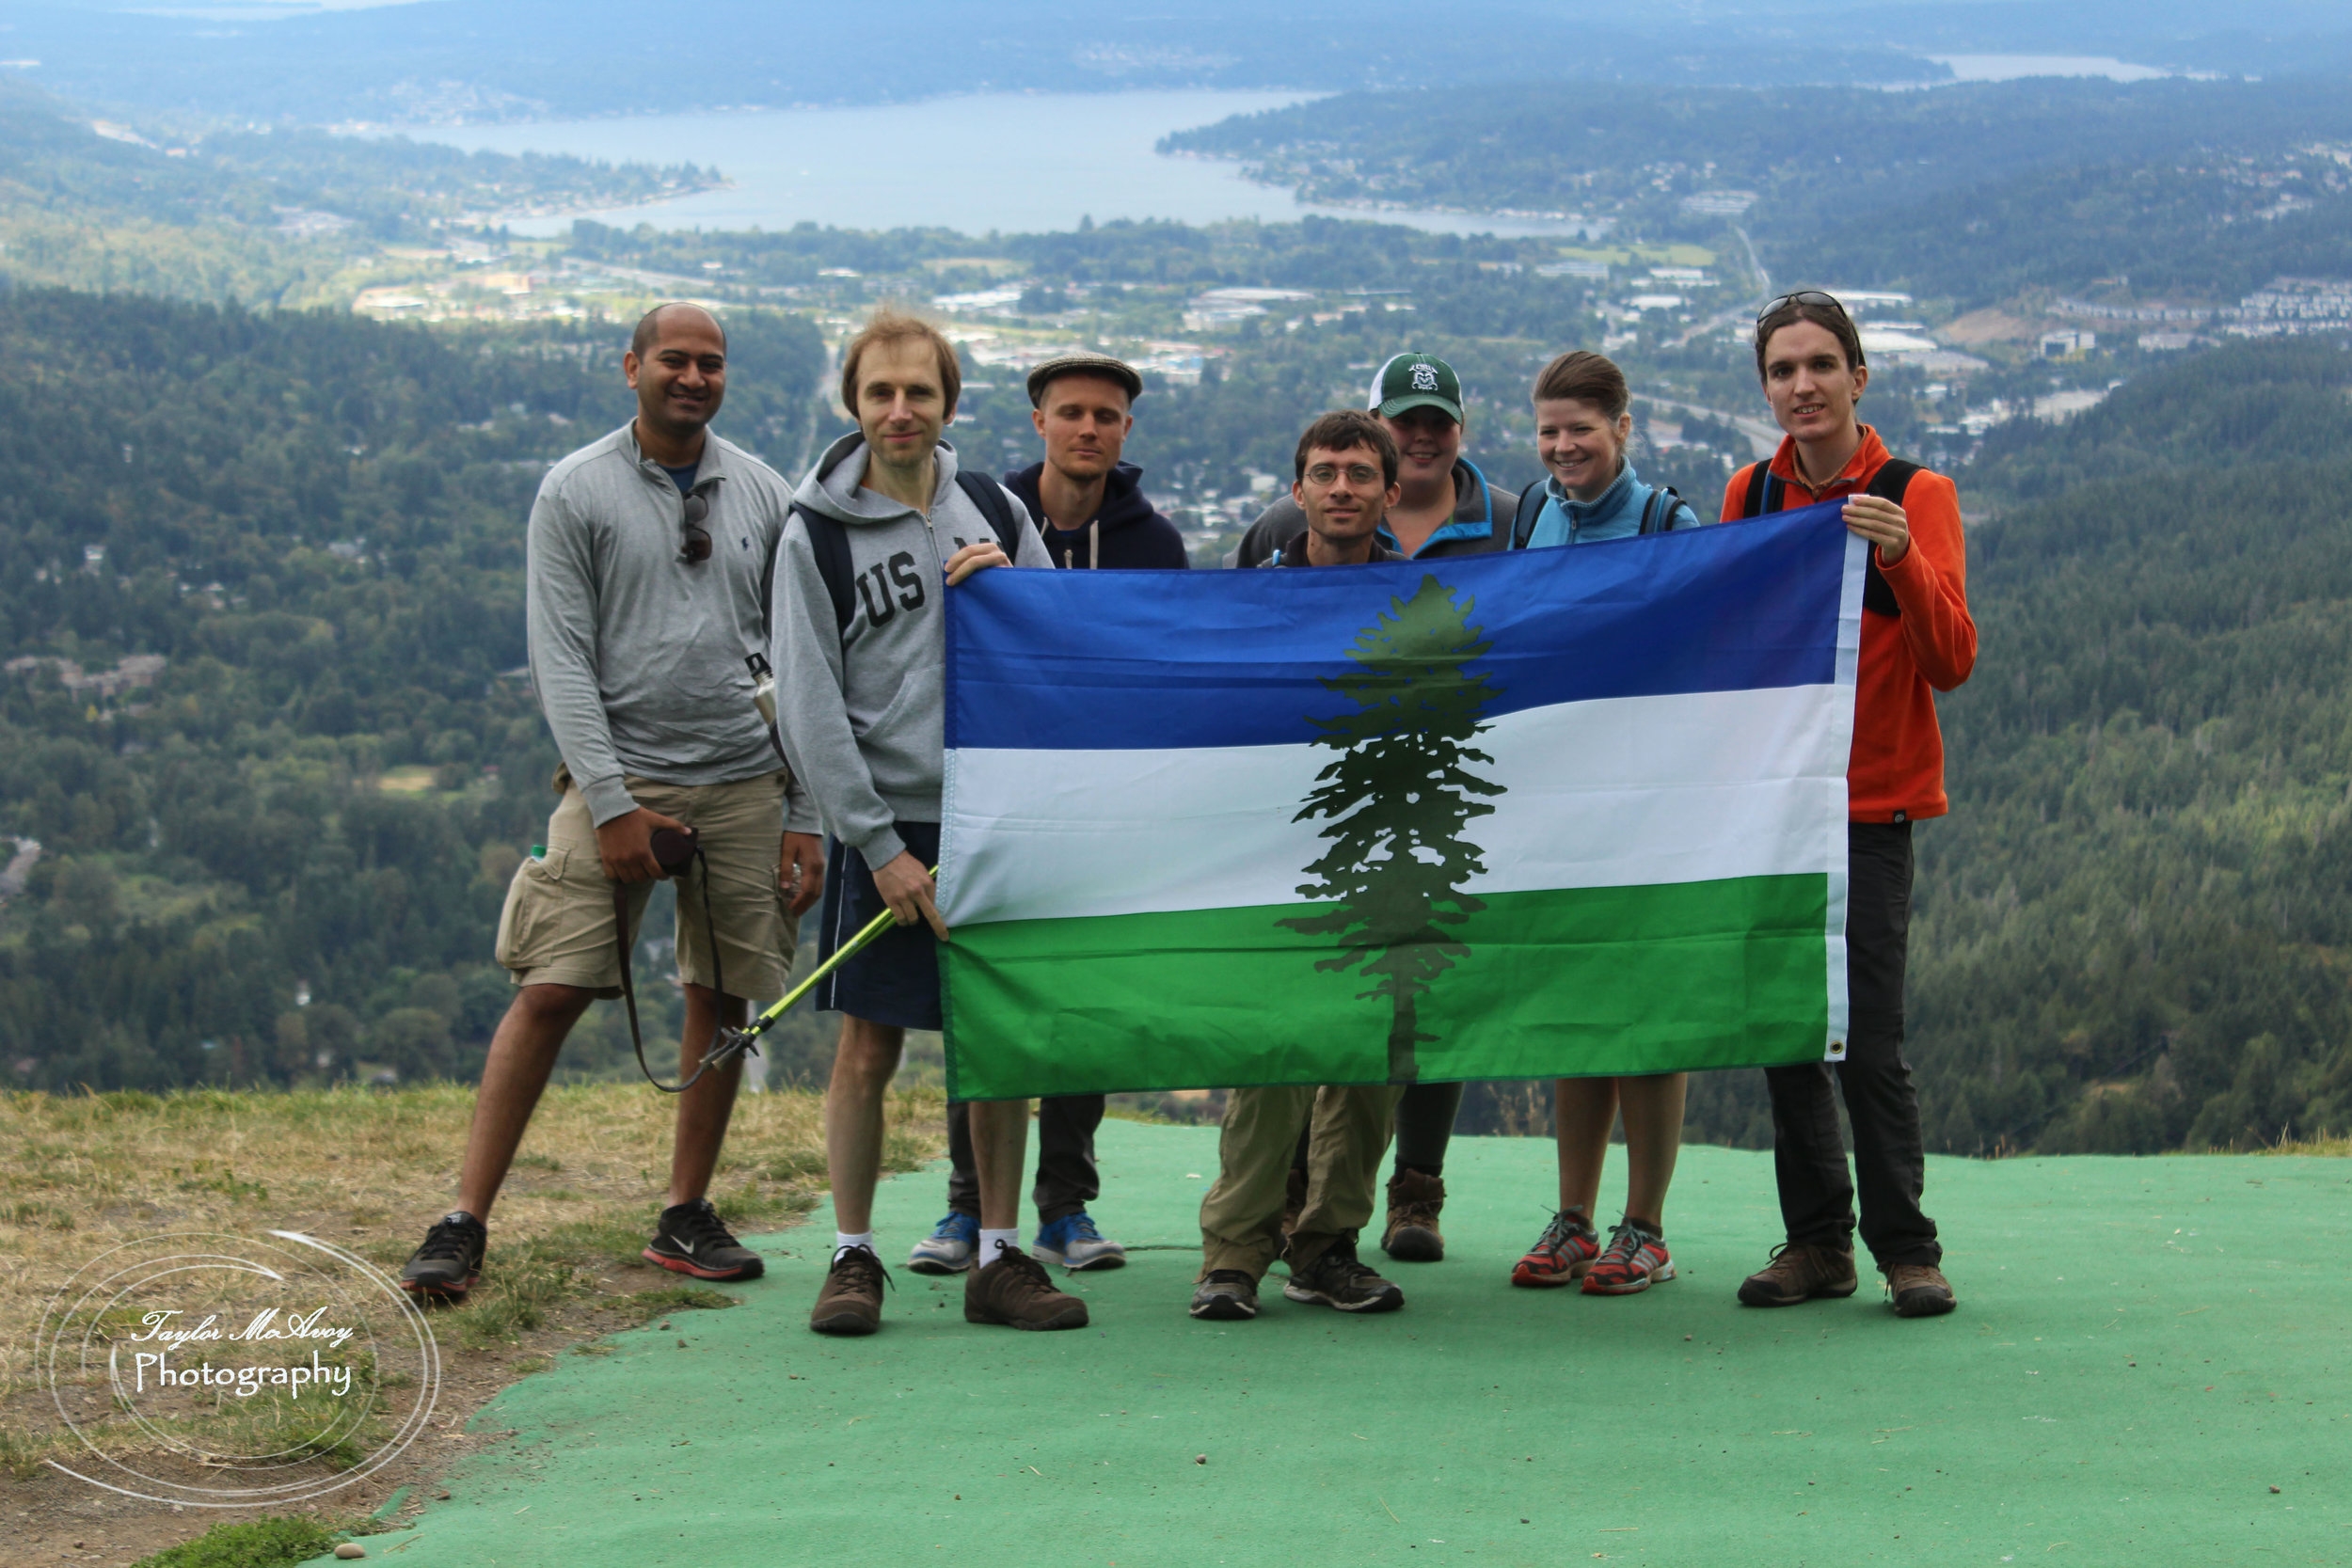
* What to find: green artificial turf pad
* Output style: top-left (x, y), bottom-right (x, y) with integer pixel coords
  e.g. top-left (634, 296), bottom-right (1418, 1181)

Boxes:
top-left (322, 1120), bottom-right (2352, 1567)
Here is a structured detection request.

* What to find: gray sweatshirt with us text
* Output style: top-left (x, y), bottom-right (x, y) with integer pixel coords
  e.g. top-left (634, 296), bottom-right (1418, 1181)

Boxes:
top-left (769, 433), bottom-right (1052, 872)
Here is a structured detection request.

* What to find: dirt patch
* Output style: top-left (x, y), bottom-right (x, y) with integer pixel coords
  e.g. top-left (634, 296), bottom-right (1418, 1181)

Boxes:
top-left (0, 1083), bottom-right (945, 1567)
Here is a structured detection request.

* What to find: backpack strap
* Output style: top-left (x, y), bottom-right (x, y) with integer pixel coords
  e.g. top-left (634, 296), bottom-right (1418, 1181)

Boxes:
top-left (1740, 456), bottom-right (1916, 615)
top-left (1860, 461), bottom-right (1919, 619)
top-left (795, 503), bottom-right (859, 631)
top-left (1867, 460), bottom-right (1921, 503)
top-left (1509, 483), bottom-right (1549, 549)
top-left (1639, 484), bottom-right (1685, 536)
top-left (953, 468), bottom-right (1025, 558)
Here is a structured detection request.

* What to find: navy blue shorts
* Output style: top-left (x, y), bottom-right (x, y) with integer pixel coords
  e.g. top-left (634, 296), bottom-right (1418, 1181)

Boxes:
top-left (815, 821), bottom-right (942, 1031)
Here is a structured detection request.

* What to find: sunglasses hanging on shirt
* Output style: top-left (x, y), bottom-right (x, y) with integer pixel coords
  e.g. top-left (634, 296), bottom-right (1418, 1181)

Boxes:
top-left (678, 488), bottom-right (712, 563)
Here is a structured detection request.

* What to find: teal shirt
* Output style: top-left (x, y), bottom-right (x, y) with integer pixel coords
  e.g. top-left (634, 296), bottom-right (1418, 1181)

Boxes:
top-left (1521, 459), bottom-right (1700, 547)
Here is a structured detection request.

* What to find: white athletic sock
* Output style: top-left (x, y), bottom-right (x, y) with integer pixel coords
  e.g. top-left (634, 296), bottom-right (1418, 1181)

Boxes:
top-left (834, 1231), bottom-right (874, 1260)
top-left (977, 1227), bottom-right (1020, 1269)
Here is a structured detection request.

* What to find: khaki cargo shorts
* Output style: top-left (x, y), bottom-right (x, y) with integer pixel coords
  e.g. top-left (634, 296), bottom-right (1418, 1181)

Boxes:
top-left (494, 770), bottom-right (799, 1001)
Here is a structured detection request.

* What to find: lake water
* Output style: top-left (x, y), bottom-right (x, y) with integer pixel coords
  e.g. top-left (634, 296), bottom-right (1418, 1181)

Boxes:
top-left (403, 89), bottom-right (1608, 240)
top-left (1926, 54), bottom-right (2188, 83)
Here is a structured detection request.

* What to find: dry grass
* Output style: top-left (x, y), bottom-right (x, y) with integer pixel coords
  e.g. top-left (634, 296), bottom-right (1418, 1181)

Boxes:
top-left (0, 1081), bottom-right (946, 1480)
top-left (2269, 1133), bottom-right (2352, 1157)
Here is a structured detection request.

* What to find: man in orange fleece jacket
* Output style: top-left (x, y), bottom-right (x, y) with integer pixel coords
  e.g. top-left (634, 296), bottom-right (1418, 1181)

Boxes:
top-left (1721, 290), bottom-right (1977, 1319)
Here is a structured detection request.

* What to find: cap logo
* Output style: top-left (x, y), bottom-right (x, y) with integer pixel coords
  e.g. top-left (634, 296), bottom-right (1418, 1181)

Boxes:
top-left (1409, 363), bottom-right (1439, 392)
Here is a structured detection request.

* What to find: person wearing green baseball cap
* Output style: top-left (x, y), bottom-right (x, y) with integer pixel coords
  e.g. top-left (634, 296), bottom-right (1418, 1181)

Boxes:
top-left (1228, 352), bottom-right (1519, 1269)
top-left (1231, 350), bottom-right (1518, 569)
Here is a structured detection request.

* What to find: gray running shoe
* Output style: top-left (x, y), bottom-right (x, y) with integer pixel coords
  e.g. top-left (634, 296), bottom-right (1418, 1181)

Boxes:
top-left (1189, 1270), bottom-right (1259, 1320)
top-left (908, 1212), bottom-right (977, 1275)
top-left (1033, 1211), bottom-right (1125, 1271)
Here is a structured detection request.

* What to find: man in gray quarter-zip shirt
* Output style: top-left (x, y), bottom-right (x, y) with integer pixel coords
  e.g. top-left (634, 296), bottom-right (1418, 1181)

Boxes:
top-left (398, 304), bottom-right (827, 1308)
top-left (770, 309), bottom-right (1087, 1338)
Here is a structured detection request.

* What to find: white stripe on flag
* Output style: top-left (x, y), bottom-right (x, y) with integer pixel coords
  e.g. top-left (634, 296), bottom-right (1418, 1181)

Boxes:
top-left (943, 683), bottom-right (1849, 927)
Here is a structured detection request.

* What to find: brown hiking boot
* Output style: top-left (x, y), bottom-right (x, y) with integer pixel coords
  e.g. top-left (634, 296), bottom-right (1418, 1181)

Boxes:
top-left (963, 1245), bottom-right (1089, 1331)
top-left (1279, 1164), bottom-right (1309, 1237)
top-left (1885, 1262), bottom-right (1958, 1318)
top-left (809, 1244), bottom-right (890, 1335)
top-left (1736, 1241), bottom-right (1858, 1307)
top-left (1380, 1168), bottom-right (1447, 1262)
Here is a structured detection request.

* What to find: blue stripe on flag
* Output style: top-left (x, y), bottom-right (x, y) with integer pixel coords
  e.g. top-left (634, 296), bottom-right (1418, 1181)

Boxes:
top-left (949, 499), bottom-right (1853, 752)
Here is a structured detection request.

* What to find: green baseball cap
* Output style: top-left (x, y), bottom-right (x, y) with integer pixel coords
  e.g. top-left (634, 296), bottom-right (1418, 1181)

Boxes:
top-left (1368, 352), bottom-right (1464, 423)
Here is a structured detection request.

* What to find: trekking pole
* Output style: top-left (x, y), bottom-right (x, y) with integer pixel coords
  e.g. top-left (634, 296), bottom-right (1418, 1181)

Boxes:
top-left (698, 866), bottom-right (943, 1075)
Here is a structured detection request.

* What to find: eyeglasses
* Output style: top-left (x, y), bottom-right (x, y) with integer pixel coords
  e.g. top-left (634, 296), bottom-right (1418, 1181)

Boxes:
top-left (678, 489), bottom-right (711, 563)
top-left (1757, 290), bottom-right (1850, 323)
top-left (1304, 463), bottom-right (1385, 486)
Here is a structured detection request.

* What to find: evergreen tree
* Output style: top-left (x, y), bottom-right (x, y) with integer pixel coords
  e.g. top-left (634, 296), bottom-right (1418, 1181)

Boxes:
top-left (1282, 575), bottom-right (1504, 1082)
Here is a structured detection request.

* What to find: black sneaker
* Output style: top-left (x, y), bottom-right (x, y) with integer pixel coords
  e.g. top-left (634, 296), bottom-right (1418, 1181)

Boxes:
top-left (643, 1198), bottom-right (765, 1281)
top-left (1281, 1243), bottom-right (1404, 1313)
top-left (1189, 1270), bottom-right (1259, 1321)
top-left (400, 1211), bottom-right (486, 1300)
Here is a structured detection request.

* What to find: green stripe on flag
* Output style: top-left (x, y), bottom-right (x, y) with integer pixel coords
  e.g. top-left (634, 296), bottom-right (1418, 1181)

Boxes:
top-left (943, 875), bottom-right (1832, 1100)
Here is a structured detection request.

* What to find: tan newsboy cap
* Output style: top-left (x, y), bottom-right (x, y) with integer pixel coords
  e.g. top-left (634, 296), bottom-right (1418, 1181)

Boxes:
top-left (1025, 351), bottom-right (1144, 406)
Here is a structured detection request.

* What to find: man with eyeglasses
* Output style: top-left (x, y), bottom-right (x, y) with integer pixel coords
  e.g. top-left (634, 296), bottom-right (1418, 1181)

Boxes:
top-left (399, 302), bottom-right (825, 1303)
top-left (1724, 289), bottom-right (1978, 1321)
top-left (1189, 409), bottom-right (1415, 1324)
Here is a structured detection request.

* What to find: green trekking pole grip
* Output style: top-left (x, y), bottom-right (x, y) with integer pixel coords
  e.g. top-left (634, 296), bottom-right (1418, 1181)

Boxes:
top-left (704, 865), bottom-right (943, 1068)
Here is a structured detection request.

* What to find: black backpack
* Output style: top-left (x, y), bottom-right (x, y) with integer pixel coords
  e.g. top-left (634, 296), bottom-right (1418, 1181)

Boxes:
top-left (1509, 481), bottom-right (1686, 549)
top-left (1739, 459), bottom-right (1920, 619)
top-left (796, 469), bottom-right (1025, 630)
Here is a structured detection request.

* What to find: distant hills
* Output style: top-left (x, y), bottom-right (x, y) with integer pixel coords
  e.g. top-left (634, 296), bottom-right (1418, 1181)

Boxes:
top-left (6, 0), bottom-right (2351, 128)
top-left (1168, 76), bottom-right (2352, 309)
top-left (0, 77), bottom-right (714, 305)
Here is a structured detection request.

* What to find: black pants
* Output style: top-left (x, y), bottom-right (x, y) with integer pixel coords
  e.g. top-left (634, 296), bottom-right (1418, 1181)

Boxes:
top-left (1292, 1080), bottom-right (1465, 1176)
top-left (945, 1095), bottom-right (1104, 1225)
top-left (1763, 821), bottom-right (1940, 1269)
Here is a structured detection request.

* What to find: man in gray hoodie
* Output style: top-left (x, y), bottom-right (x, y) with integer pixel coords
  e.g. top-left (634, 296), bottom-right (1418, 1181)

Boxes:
top-left (400, 303), bottom-right (826, 1303)
top-left (771, 309), bottom-right (1086, 1337)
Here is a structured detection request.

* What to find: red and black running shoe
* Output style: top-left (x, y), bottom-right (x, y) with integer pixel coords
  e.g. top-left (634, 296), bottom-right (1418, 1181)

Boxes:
top-left (644, 1198), bottom-right (766, 1281)
top-left (399, 1211), bottom-right (486, 1300)
top-left (1509, 1208), bottom-right (1599, 1288)
top-left (1581, 1221), bottom-right (1675, 1296)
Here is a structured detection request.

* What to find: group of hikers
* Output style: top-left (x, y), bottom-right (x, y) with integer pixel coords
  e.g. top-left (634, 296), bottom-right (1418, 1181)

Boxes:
top-left (396, 285), bottom-right (1978, 1342)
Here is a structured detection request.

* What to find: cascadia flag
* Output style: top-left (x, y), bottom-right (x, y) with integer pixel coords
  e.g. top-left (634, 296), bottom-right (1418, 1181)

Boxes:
top-left (939, 502), bottom-right (1865, 1101)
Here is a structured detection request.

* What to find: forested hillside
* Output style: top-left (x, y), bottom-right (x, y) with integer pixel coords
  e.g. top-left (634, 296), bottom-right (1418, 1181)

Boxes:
top-left (0, 291), bottom-right (824, 1089)
top-left (5, 280), bottom-right (2348, 1154)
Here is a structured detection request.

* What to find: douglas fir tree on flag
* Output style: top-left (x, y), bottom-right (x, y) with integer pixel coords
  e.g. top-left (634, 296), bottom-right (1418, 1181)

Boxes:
top-left (938, 500), bottom-right (1867, 1101)
top-left (1283, 578), bottom-right (1503, 1085)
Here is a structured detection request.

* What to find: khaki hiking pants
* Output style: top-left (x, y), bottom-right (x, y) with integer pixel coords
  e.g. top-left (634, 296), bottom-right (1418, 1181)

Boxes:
top-left (1199, 1084), bottom-right (1404, 1281)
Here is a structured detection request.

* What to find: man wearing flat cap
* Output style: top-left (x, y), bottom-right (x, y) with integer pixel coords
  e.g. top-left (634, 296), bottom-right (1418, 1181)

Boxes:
top-left (1003, 351), bottom-right (1188, 571)
top-left (901, 348), bottom-right (1185, 1283)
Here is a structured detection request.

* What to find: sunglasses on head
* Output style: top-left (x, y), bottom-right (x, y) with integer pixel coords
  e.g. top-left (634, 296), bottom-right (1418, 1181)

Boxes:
top-left (678, 489), bottom-right (712, 564)
top-left (1757, 290), bottom-right (1851, 324)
